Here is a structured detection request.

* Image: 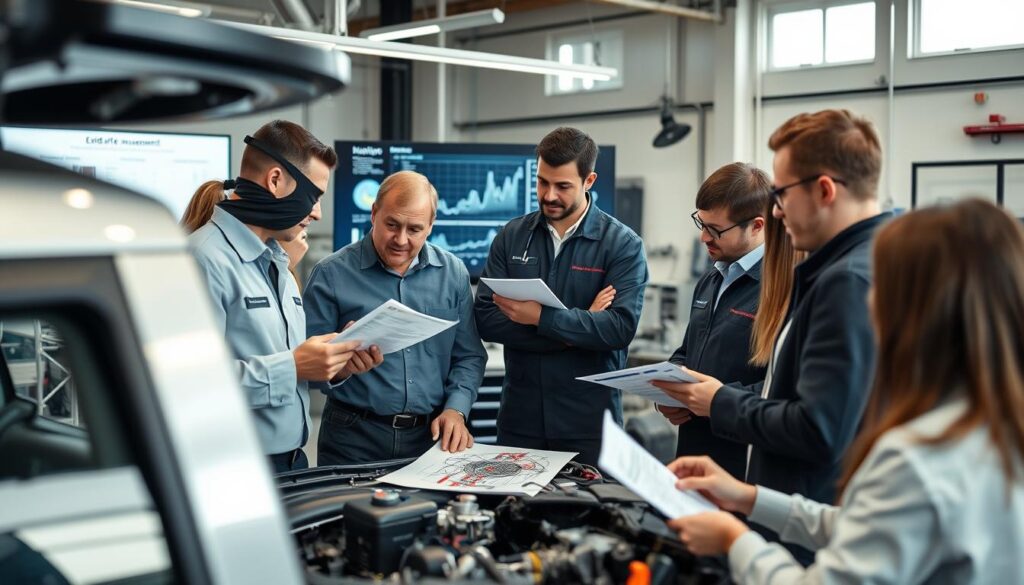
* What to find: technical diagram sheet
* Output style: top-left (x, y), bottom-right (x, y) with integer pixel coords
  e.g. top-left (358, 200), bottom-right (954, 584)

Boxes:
top-left (378, 443), bottom-right (577, 497)
top-left (598, 410), bottom-right (715, 518)
top-left (330, 299), bottom-right (458, 354)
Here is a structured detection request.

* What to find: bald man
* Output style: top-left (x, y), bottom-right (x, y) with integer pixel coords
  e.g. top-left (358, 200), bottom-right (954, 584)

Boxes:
top-left (303, 170), bottom-right (487, 465)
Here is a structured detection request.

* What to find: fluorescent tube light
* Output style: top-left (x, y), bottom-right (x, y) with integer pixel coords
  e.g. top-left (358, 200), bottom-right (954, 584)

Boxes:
top-left (110, 0), bottom-right (210, 18)
top-left (361, 8), bottom-right (506, 42)
top-left (366, 24), bottom-right (442, 42)
top-left (220, 22), bottom-right (617, 82)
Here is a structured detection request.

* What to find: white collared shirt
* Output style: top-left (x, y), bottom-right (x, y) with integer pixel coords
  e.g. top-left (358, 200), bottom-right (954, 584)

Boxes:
top-left (546, 200), bottom-right (590, 258)
top-left (713, 243), bottom-right (765, 311)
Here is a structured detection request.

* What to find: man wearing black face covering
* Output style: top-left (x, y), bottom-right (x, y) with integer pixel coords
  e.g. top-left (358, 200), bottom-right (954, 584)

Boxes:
top-left (190, 120), bottom-right (380, 473)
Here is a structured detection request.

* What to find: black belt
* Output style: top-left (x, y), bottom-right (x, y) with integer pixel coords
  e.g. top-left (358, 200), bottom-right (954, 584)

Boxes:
top-left (329, 398), bottom-right (436, 429)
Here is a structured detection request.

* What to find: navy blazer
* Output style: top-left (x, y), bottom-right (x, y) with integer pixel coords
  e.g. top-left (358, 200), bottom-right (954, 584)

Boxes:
top-left (474, 199), bottom-right (649, 439)
top-left (670, 262), bottom-right (766, 478)
top-left (710, 213), bottom-right (891, 504)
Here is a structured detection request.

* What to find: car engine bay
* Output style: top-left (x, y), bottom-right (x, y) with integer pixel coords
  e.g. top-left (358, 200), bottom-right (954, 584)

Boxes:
top-left (280, 462), bottom-right (728, 585)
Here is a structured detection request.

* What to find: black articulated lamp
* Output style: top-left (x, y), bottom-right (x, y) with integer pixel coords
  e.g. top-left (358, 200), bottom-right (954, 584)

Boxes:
top-left (653, 96), bottom-right (691, 148)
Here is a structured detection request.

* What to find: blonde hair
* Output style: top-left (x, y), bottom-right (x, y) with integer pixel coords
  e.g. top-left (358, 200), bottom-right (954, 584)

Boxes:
top-left (750, 202), bottom-right (805, 366)
top-left (180, 180), bottom-right (225, 233)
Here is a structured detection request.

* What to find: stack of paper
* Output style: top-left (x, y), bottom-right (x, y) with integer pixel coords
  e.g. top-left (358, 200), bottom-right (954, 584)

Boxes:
top-left (330, 299), bottom-right (458, 355)
top-left (479, 277), bottom-right (568, 310)
top-left (577, 362), bottom-right (698, 408)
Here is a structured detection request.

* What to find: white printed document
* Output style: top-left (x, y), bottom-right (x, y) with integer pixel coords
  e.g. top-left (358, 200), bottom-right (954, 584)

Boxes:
top-left (378, 442), bottom-right (577, 497)
top-left (479, 278), bottom-right (568, 310)
top-left (330, 299), bottom-right (457, 355)
top-left (598, 410), bottom-right (715, 518)
top-left (577, 362), bottom-right (698, 408)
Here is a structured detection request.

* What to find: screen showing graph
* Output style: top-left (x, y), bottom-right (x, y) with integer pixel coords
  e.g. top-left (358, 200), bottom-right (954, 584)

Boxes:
top-left (334, 141), bottom-right (616, 277)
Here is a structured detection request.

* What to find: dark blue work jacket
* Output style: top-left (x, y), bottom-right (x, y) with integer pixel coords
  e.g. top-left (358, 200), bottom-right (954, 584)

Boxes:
top-left (669, 262), bottom-right (766, 478)
top-left (474, 200), bottom-right (648, 439)
top-left (711, 213), bottom-right (890, 504)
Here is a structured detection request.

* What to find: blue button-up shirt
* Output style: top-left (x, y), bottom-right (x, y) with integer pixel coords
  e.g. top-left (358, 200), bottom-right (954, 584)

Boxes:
top-left (189, 207), bottom-right (309, 455)
top-left (714, 243), bottom-right (765, 310)
top-left (303, 234), bottom-right (486, 416)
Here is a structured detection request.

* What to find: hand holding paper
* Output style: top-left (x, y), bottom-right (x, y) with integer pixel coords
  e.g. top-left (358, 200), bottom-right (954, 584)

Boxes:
top-left (577, 362), bottom-right (698, 408)
top-left (597, 411), bottom-right (715, 519)
top-left (650, 367), bottom-right (723, 417)
top-left (330, 299), bottom-right (458, 355)
top-left (664, 455), bottom-right (758, 556)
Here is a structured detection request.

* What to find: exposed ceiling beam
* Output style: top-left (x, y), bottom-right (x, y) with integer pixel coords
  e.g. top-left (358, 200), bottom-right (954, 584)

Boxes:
top-left (589, 0), bottom-right (720, 22)
top-left (347, 0), bottom-right (576, 37)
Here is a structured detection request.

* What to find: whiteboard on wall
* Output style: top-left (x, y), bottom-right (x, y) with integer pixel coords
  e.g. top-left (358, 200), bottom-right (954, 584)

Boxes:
top-left (0, 126), bottom-right (231, 221)
top-left (912, 160), bottom-right (1024, 218)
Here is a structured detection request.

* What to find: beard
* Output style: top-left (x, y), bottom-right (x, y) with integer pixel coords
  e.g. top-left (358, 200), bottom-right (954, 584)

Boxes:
top-left (541, 198), bottom-right (580, 221)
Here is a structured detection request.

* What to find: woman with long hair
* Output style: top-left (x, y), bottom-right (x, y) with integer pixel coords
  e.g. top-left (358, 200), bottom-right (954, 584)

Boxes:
top-left (665, 199), bottom-right (1024, 583)
top-left (749, 200), bottom-right (805, 367)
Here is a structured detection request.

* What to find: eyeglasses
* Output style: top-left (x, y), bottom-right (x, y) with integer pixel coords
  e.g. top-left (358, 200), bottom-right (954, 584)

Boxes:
top-left (770, 175), bottom-right (847, 207)
top-left (691, 210), bottom-right (758, 240)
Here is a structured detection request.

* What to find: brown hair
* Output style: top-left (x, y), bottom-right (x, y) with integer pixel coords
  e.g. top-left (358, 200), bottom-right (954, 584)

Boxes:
top-left (750, 202), bottom-right (805, 366)
top-left (180, 180), bottom-right (225, 233)
top-left (536, 126), bottom-right (599, 181)
top-left (373, 170), bottom-right (439, 219)
top-left (840, 199), bottom-right (1024, 493)
top-left (240, 119), bottom-right (338, 178)
top-left (768, 109), bottom-right (881, 201)
top-left (695, 162), bottom-right (772, 223)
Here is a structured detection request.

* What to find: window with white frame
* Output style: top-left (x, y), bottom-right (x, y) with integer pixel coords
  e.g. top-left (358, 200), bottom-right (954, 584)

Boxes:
top-left (914, 0), bottom-right (1024, 57)
top-left (545, 29), bottom-right (624, 96)
top-left (768, 1), bottom-right (876, 70)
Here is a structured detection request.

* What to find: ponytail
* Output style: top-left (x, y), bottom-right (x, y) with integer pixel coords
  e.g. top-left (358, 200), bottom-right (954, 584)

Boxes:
top-left (180, 180), bottom-right (227, 233)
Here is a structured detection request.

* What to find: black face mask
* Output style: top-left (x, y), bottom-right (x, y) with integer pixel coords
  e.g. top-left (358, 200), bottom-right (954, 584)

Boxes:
top-left (218, 135), bottom-right (324, 231)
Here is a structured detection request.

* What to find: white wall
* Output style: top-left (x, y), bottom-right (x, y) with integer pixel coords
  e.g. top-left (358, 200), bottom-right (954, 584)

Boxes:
top-left (755, 0), bottom-right (1024, 210)
top-left (119, 0), bottom-right (1024, 269)
top-left (413, 5), bottom-right (717, 290)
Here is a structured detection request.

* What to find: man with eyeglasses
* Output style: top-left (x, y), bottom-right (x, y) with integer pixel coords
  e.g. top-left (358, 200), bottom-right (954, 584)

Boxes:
top-left (655, 162), bottom-right (771, 480)
top-left (655, 109), bottom-right (890, 565)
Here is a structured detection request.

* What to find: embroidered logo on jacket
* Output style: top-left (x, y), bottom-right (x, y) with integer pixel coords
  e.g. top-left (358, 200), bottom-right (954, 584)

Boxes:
top-left (729, 308), bottom-right (756, 320)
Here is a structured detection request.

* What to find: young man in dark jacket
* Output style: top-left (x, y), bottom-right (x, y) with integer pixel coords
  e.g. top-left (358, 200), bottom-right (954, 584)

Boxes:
top-left (655, 110), bottom-right (890, 564)
top-left (474, 127), bottom-right (648, 466)
top-left (659, 162), bottom-right (771, 479)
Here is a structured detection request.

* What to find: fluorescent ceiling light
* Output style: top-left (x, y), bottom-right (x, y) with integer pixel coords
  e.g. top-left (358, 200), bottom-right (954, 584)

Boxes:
top-left (220, 22), bottom-right (618, 82)
top-left (366, 24), bottom-right (442, 42)
top-left (361, 8), bottom-right (506, 42)
top-left (109, 0), bottom-right (211, 18)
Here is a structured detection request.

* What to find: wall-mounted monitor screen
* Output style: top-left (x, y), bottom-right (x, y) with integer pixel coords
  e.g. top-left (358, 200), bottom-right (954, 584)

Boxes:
top-left (333, 141), bottom-right (616, 278)
top-left (0, 126), bottom-right (231, 220)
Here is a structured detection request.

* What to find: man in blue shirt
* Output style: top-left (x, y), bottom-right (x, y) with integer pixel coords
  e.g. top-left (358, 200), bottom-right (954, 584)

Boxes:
top-left (190, 120), bottom-right (364, 474)
top-left (657, 162), bottom-right (770, 478)
top-left (474, 127), bottom-right (648, 466)
top-left (304, 170), bottom-right (487, 465)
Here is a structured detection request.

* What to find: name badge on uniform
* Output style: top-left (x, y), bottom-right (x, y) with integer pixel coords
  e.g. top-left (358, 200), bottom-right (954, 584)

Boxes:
top-left (511, 254), bottom-right (538, 265)
top-left (245, 296), bottom-right (271, 309)
top-left (293, 297), bottom-right (303, 306)
top-left (693, 299), bottom-right (709, 309)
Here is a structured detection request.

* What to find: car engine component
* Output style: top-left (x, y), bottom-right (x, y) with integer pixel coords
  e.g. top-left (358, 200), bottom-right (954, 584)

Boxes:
top-left (287, 463), bottom-right (729, 585)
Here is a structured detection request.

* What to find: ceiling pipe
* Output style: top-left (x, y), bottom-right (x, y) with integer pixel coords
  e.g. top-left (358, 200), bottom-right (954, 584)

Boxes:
top-left (589, 0), bottom-right (721, 23)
